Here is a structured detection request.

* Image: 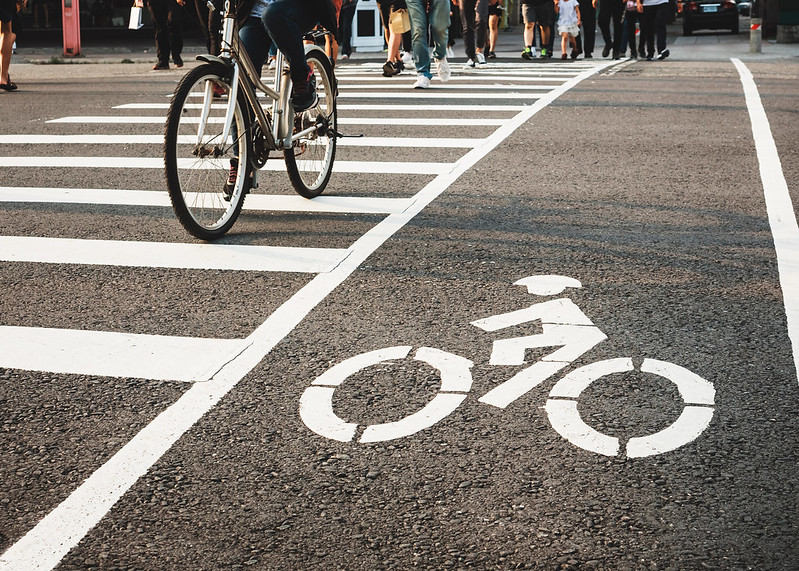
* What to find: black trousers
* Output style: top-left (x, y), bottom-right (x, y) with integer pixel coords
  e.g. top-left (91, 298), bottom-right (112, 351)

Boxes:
top-left (339, 4), bottom-right (356, 56)
top-left (575, 0), bottom-right (596, 55)
top-left (640, 2), bottom-right (670, 57)
top-left (192, 0), bottom-right (223, 56)
top-left (147, 0), bottom-right (183, 64)
top-left (598, 0), bottom-right (624, 53)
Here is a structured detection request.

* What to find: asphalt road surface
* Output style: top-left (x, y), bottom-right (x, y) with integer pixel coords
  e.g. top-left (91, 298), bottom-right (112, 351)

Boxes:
top-left (1, 39), bottom-right (798, 570)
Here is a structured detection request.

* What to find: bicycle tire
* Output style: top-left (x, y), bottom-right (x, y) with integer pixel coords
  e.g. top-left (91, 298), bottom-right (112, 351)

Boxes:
top-left (164, 63), bottom-right (252, 240)
top-left (284, 47), bottom-right (337, 199)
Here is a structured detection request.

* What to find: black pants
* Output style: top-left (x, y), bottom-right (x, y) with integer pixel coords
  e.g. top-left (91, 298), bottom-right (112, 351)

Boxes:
top-left (598, 0), bottom-right (624, 54)
top-left (339, 4), bottom-right (356, 56)
top-left (192, 0), bottom-right (222, 55)
top-left (147, 0), bottom-right (183, 65)
top-left (459, 0), bottom-right (488, 59)
top-left (575, 0), bottom-right (596, 55)
top-left (640, 2), bottom-right (669, 57)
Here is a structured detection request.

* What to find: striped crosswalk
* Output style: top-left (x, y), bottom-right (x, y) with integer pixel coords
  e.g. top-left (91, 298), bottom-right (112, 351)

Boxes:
top-left (0, 59), bottom-right (614, 382)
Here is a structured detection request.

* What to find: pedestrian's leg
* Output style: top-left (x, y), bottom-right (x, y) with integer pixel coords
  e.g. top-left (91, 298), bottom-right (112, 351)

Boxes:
top-left (167, 1), bottom-right (184, 66)
top-left (0, 21), bottom-right (12, 85)
top-left (474, 0), bottom-right (489, 54)
top-left (429, 0), bottom-right (451, 61)
top-left (263, 0), bottom-right (316, 84)
top-left (598, 0), bottom-right (611, 54)
top-left (148, 1), bottom-right (170, 67)
top-left (654, 2), bottom-right (669, 55)
top-left (459, 0), bottom-right (476, 60)
top-left (406, 0), bottom-right (431, 77)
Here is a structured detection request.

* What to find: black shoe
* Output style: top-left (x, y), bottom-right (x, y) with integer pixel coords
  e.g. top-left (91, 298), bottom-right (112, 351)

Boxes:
top-left (612, 50), bottom-right (621, 59)
top-left (602, 45), bottom-right (611, 57)
top-left (487, 51), bottom-right (496, 59)
top-left (173, 55), bottom-right (184, 68)
top-left (657, 48), bottom-right (670, 60)
top-left (291, 70), bottom-right (318, 111)
top-left (585, 52), bottom-right (593, 58)
top-left (223, 158), bottom-right (237, 201)
top-left (630, 50), bottom-right (638, 59)
top-left (646, 54), bottom-right (654, 61)
top-left (152, 62), bottom-right (169, 70)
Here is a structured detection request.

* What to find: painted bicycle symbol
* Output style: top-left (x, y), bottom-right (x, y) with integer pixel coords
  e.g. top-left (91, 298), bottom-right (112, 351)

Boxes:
top-left (300, 275), bottom-right (715, 457)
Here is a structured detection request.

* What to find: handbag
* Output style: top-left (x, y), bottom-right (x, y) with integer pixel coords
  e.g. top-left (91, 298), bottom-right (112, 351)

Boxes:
top-left (128, 0), bottom-right (144, 30)
top-left (388, 8), bottom-right (410, 34)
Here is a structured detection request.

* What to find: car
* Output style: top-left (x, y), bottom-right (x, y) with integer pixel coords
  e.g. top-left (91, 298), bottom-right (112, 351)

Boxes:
top-left (736, 0), bottom-right (751, 15)
top-left (682, 0), bottom-right (740, 35)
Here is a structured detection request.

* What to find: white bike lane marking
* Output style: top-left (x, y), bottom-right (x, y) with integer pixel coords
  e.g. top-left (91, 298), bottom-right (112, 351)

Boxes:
top-left (0, 60), bottom-right (618, 571)
top-left (733, 58), bottom-right (799, 382)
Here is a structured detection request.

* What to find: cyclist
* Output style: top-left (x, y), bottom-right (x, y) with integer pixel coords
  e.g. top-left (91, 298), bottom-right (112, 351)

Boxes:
top-left (237, 0), bottom-right (338, 110)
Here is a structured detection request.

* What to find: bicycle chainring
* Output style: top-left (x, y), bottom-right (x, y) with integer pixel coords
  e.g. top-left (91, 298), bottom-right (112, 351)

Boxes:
top-left (251, 124), bottom-right (270, 169)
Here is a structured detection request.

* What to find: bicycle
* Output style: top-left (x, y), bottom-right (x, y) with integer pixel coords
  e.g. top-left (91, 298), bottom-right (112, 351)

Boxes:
top-left (299, 275), bottom-right (716, 458)
top-left (164, 1), bottom-right (338, 240)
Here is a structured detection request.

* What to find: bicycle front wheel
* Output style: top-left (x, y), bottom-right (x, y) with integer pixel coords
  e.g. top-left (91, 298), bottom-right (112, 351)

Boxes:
top-left (164, 63), bottom-right (252, 240)
top-left (284, 48), bottom-right (337, 199)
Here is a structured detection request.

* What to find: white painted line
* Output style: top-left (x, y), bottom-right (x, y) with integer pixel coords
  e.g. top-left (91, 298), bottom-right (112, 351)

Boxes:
top-left (0, 157), bottom-right (449, 175)
top-left (46, 116), bottom-right (505, 126)
top-left (0, 187), bottom-right (414, 212)
top-left (116, 102), bottom-right (525, 111)
top-left (342, 83), bottom-right (556, 91)
top-left (0, 326), bottom-right (243, 382)
top-left (330, 75), bottom-right (571, 82)
top-left (337, 91), bottom-right (545, 100)
top-left (0, 58), bottom-right (617, 571)
top-left (0, 236), bottom-right (349, 272)
top-left (0, 134), bottom-right (482, 148)
top-left (733, 58), bottom-right (799, 382)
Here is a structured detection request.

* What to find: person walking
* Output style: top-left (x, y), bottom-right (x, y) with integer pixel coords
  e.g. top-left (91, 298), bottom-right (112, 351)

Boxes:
top-left (486, 0), bottom-right (503, 58)
top-left (620, 0), bottom-right (643, 57)
top-left (459, 0), bottom-right (488, 67)
top-left (574, 0), bottom-right (596, 58)
top-left (556, 0), bottom-right (580, 59)
top-left (597, 0), bottom-right (623, 58)
top-left (520, 0), bottom-right (554, 59)
top-left (405, 0), bottom-right (451, 89)
top-left (638, 0), bottom-right (669, 60)
top-left (0, 0), bottom-right (23, 90)
top-left (192, 0), bottom-right (222, 56)
top-left (147, 0), bottom-right (185, 70)
top-left (338, 0), bottom-right (356, 59)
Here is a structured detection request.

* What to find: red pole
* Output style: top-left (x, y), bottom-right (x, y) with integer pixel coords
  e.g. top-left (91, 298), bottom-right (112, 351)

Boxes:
top-left (62, 0), bottom-right (82, 57)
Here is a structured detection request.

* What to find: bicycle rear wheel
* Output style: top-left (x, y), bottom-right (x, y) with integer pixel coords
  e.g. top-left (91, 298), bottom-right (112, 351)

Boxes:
top-left (284, 48), bottom-right (337, 199)
top-left (164, 63), bottom-right (252, 240)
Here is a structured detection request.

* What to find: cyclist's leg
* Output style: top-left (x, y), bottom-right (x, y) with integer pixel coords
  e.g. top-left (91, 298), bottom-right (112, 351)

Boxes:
top-left (262, 0), bottom-right (317, 85)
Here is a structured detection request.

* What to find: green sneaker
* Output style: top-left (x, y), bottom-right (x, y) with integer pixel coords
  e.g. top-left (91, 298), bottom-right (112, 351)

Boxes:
top-left (521, 47), bottom-right (534, 60)
top-left (540, 48), bottom-right (548, 58)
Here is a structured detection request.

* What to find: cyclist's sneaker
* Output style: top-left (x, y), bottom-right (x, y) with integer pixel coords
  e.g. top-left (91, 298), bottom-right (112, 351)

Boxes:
top-left (434, 57), bottom-right (450, 82)
top-left (211, 82), bottom-right (226, 99)
top-left (476, 52), bottom-right (487, 65)
top-left (412, 75), bottom-right (431, 89)
top-left (291, 70), bottom-right (318, 112)
top-left (521, 47), bottom-right (534, 59)
top-left (223, 158), bottom-right (238, 201)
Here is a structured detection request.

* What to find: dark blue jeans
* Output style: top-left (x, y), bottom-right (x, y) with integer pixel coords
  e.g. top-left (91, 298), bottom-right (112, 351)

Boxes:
top-left (263, 0), bottom-right (318, 83)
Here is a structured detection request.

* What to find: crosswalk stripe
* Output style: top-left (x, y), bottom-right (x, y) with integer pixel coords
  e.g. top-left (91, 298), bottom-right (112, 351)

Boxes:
top-left (0, 326), bottom-right (245, 383)
top-left (46, 116), bottom-right (506, 126)
top-left (0, 186), bottom-right (414, 212)
top-left (0, 157), bottom-right (450, 174)
top-left (0, 236), bottom-right (350, 272)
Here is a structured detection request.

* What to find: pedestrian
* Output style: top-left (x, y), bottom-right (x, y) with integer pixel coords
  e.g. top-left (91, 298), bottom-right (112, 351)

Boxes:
top-left (338, 0), bottom-right (356, 59)
top-left (405, 0), bottom-right (451, 89)
top-left (486, 0), bottom-right (503, 59)
top-left (619, 0), bottom-right (643, 57)
top-left (459, 0), bottom-right (488, 67)
top-left (520, 0), bottom-right (554, 59)
top-left (574, 0), bottom-right (596, 58)
top-left (598, 0), bottom-right (624, 59)
top-left (147, 0), bottom-right (185, 70)
top-left (0, 0), bottom-right (23, 91)
top-left (380, 0), bottom-right (410, 76)
top-left (192, 0), bottom-right (222, 56)
top-left (638, 0), bottom-right (670, 60)
top-left (556, 0), bottom-right (581, 59)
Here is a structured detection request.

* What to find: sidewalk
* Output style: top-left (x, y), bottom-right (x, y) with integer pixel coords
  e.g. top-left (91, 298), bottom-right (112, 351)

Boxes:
top-left (10, 21), bottom-right (798, 69)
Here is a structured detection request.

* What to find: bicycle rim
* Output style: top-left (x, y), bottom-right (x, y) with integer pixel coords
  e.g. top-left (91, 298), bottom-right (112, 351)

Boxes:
top-left (165, 64), bottom-right (250, 240)
top-left (284, 51), bottom-right (337, 199)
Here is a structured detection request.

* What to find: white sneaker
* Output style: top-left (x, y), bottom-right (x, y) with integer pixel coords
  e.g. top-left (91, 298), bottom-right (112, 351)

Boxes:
top-left (401, 51), bottom-right (413, 64)
top-left (435, 57), bottom-right (451, 82)
top-left (476, 52), bottom-right (486, 65)
top-left (465, 58), bottom-right (475, 68)
top-left (412, 75), bottom-right (431, 89)
top-left (446, 46), bottom-right (455, 59)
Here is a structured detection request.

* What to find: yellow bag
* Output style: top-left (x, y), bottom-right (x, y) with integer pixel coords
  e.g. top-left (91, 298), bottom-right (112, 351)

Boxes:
top-left (388, 9), bottom-right (411, 35)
